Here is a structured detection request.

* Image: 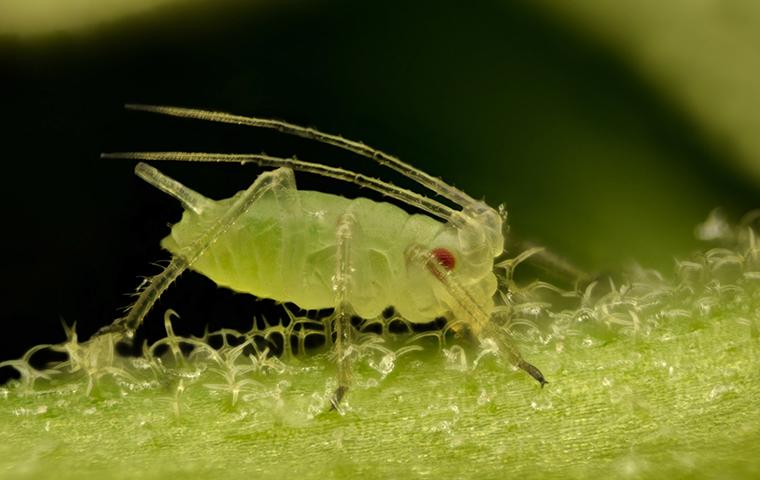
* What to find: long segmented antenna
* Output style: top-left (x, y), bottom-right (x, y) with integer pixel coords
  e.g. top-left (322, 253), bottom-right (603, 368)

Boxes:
top-left (102, 151), bottom-right (457, 221)
top-left (125, 104), bottom-right (478, 209)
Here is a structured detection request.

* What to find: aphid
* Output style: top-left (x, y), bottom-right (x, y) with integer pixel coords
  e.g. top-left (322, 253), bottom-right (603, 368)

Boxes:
top-left (99, 105), bottom-right (547, 408)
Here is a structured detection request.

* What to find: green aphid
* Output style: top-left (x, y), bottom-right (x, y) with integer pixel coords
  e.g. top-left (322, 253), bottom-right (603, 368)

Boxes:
top-left (99, 105), bottom-right (547, 409)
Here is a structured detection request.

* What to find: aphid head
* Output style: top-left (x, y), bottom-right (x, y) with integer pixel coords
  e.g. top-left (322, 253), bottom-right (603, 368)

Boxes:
top-left (420, 201), bottom-right (505, 290)
top-left (406, 201), bottom-right (504, 330)
top-left (457, 201), bottom-right (505, 258)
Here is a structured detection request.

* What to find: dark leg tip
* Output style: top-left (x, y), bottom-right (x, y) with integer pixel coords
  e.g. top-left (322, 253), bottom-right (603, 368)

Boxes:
top-left (329, 385), bottom-right (349, 411)
top-left (519, 360), bottom-right (548, 388)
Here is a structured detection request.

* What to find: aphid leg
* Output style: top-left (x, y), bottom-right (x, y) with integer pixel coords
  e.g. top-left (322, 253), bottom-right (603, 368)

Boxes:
top-left (409, 245), bottom-right (547, 387)
top-left (134, 162), bottom-right (213, 215)
top-left (482, 322), bottom-right (548, 387)
top-left (504, 236), bottom-right (593, 290)
top-left (329, 213), bottom-right (357, 411)
top-left (448, 321), bottom-right (547, 387)
top-left (97, 164), bottom-right (296, 343)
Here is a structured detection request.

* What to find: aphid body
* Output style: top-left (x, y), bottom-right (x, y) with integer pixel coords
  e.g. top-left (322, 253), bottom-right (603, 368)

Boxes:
top-left (166, 186), bottom-right (501, 328)
top-left (101, 105), bottom-right (545, 408)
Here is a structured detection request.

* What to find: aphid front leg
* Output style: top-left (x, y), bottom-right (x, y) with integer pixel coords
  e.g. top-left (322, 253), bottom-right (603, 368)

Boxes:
top-left (411, 245), bottom-right (548, 387)
top-left (329, 213), bottom-right (357, 411)
top-left (481, 322), bottom-right (548, 387)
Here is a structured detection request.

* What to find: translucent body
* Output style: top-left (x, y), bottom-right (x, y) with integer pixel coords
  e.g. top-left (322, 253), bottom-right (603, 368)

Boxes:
top-left (162, 188), bottom-right (498, 323)
top-left (97, 105), bottom-right (548, 394)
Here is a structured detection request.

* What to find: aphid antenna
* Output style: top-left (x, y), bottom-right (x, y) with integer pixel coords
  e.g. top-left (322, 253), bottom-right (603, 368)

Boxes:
top-left (124, 104), bottom-right (479, 210)
top-left (102, 152), bottom-right (457, 222)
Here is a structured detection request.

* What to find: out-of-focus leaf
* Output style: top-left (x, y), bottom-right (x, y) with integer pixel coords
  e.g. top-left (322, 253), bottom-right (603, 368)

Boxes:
top-left (536, 1), bottom-right (760, 186)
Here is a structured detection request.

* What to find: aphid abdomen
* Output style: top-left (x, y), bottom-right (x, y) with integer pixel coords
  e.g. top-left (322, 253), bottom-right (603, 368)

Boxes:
top-left (161, 194), bottom-right (285, 299)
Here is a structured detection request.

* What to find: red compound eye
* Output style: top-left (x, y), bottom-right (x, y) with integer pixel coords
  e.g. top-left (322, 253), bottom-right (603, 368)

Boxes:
top-left (431, 248), bottom-right (456, 271)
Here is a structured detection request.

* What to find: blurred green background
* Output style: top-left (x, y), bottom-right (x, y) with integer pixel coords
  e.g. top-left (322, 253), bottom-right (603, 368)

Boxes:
top-left (1, 0), bottom-right (759, 363)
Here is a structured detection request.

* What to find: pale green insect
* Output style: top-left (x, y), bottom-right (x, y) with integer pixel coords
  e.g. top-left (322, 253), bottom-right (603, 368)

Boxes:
top-left (100, 105), bottom-right (546, 408)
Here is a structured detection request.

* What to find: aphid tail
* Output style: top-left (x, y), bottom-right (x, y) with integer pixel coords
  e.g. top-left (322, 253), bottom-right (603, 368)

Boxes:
top-left (128, 160), bottom-right (212, 215)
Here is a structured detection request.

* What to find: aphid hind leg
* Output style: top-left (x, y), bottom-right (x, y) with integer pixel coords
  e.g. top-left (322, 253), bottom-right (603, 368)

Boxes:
top-left (97, 164), bottom-right (296, 342)
top-left (135, 163), bottom-right (213, 215)
top-left (329, 213), bottom-right (358, 411)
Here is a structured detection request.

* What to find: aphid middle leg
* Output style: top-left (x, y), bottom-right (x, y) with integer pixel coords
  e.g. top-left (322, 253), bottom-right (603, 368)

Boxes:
top-left (97, 164), bottom-right (297, 343)
top-left (329, 213), bottom-right (357, 411)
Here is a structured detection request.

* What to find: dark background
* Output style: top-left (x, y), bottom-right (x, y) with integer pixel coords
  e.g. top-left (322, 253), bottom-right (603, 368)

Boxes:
top-left (2, 0), bottom-right (758, 381)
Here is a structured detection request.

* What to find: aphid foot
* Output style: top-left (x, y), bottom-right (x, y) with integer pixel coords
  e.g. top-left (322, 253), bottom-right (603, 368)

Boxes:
top-left (329, 386), bottom-right (349, 412)
top-left (519, 360), bottom-right (548, 388)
